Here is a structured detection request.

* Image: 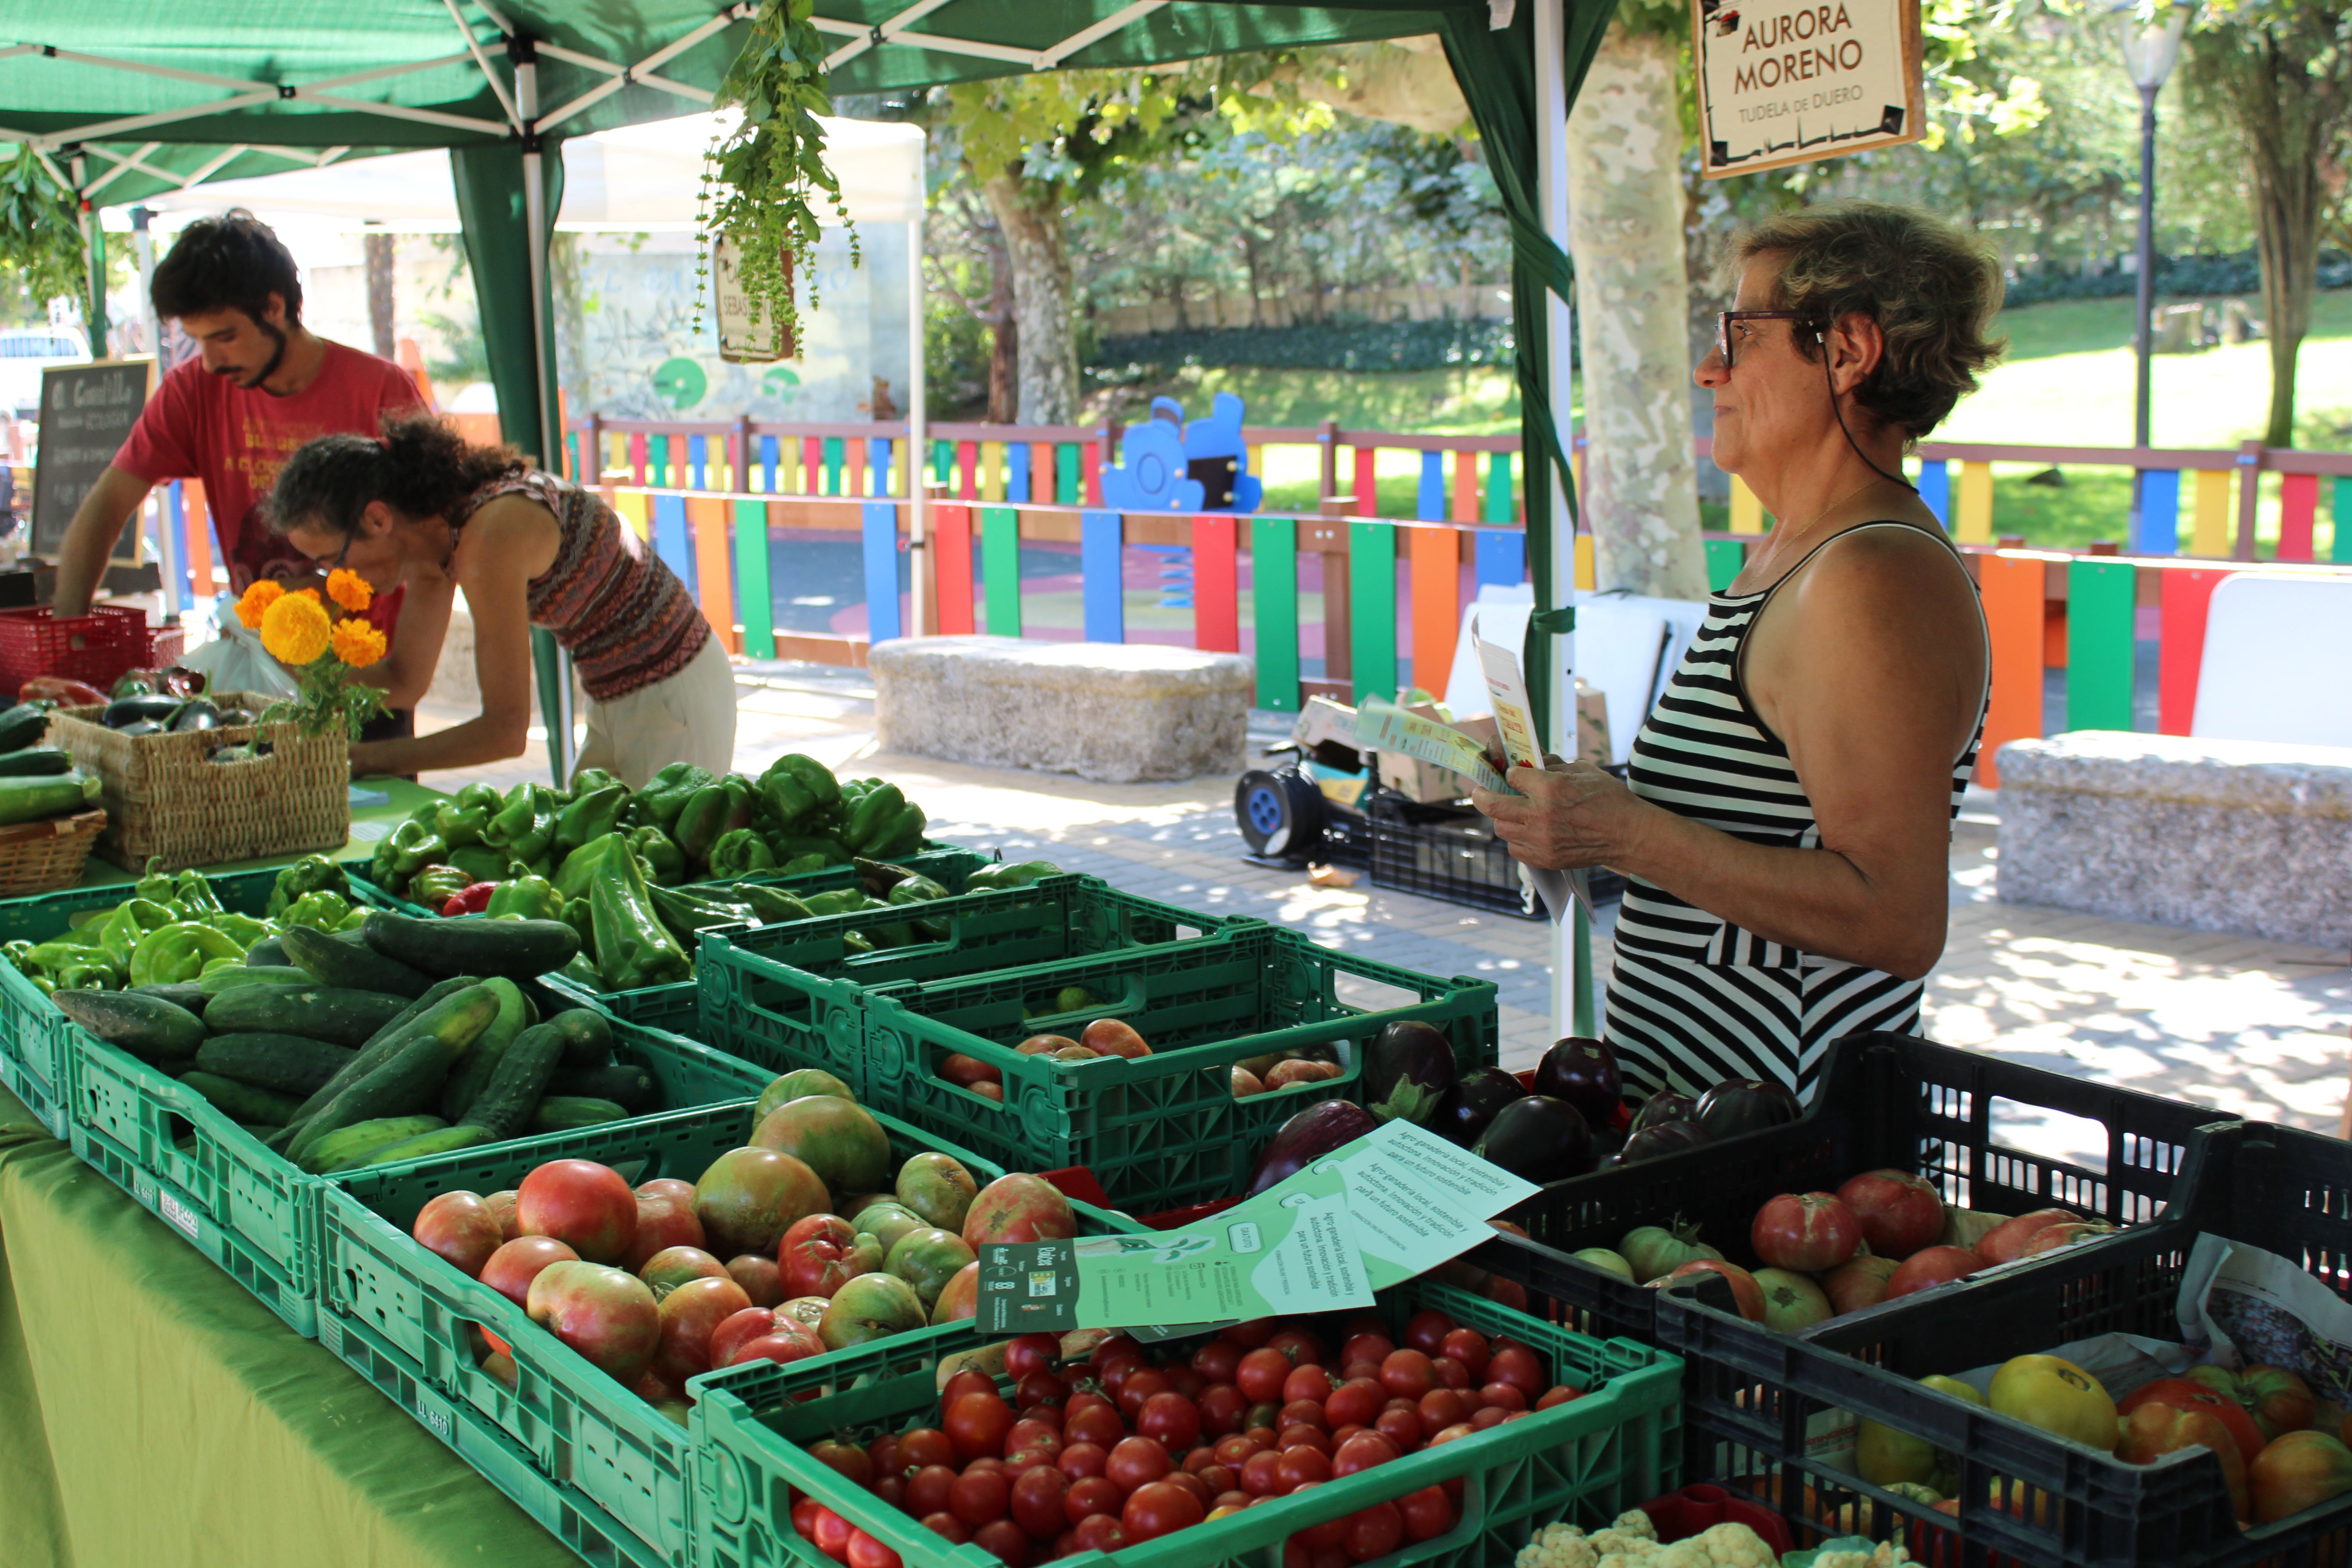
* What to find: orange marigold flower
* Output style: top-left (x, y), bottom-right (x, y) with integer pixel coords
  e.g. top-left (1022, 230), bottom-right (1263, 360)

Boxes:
top-left (328, 617), bottom-right (387, 670)
top-left (326, 568), bottom-right (373, 613)
top-left (235, 579), bottom-right (285, 630)
top-left (260, 593), bottom-right (332, 666)
top-left (293, 587), bottom-right (323, 604)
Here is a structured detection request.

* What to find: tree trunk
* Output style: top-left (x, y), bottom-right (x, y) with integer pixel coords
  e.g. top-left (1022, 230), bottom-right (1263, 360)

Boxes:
top-left (982, 170), bottom-right (1078, 425)
top-left (987, 308), bottom-right (1019, 426)
top-left (1563, 20), bottom-right (1708, 600)
top-left (363, 231), bottom-right (397, 359)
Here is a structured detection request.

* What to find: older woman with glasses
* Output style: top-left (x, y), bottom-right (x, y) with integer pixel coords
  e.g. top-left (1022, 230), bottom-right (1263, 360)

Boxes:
top-left (1475, 201), bottom-right (2001, 1103)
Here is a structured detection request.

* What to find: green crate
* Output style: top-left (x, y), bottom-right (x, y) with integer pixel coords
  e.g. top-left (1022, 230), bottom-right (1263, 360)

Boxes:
top-left (318, 1098), bottom-right (1139, 1568)
top-left (701, 923), bottom-right (1499, 1212)
top-left (687, 1278), bottom-right (1682, 1568)
top-left (67, 993), bottom-right (767, 1339)
top-left (539, 846), bottom-right (1002, 1031)
top-left (0, 858), bottom-right (393, 1138)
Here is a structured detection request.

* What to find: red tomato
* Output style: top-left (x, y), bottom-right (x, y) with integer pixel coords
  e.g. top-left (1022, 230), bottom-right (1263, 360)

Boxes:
top-left (1105, 1436), bottom-right (1171, 1494)
top-left (947, 1392), bottom-right (1019, 1463)
top-left (1278, 1426), bottom-right (1331, 1455)
top-left (1332, 1433), bottom-right (1399, 1476)
top-left (1329, 1424), bottom-right (1368, 1450)
top-left (899, 1428), bottom-right (955, 1471)
top-left (1123, 1480), bottom-right (1205, 1542)
top-left (920, 1514), bottom-right (968, 1544)
top-left (1070, 1513), bottom-right (1128, 1553)
top-left (944, 1368), bottom-right (998, 1408)
top-left (810, 1440), bottom-right (873, 1487)
top-left (1089, 1335), bottom-right (1142, 1372)
top-left (872, 1476), bottom-right (906, 1510)
top-left (1537, 1387), bottom-right (1582, 1410)
top-left (1098, 1357), bottom-right (1145, 1398)
top-left (1439, 1329), bottom-right (1491, 1377)
top-left (1162, 1470), bottom-right (1212, 1509)
top-left (1278, 1398), bottom-right (1330, 1431)
top-left (1380, 1350), bottom-right (1436, 1401)
top-left (790, 1496), bottom-right (825, 1542)
top-left (1238, 1348), bottom-right (1295, 1403)
top-left (1137, 1392), bottom-right (1202, 1451)
top-left (1224, 1318), bottom-right (1277, 1349)
top-left (1064, 1403), bottom-right (1124, 1449)
top-left (1480, 1382), bottom-right (1528, 1412)
top-left (1398, 1485), bottom-right (1455, 1542)
top-left (1327, 1378), bottom-right (1383, 1428)
top-left (515, 1159), bottom-right (638, 1265)
top-left (1401, 1311), bottom-right (1455, 1357)
top-left (1192, 1339), bottom-right (1245, 1385)
top-left (1196, 1464), bottom-right (1235, 1495)
top-left (811, 1506), bottom-right (855, 1562)
top-left (1064, 1390), bottom-right (1115, 1421)
top-left (1488, 1345), bottom-right (1544, 1395)
top-left (1282, 1365), bottom-right (1335, 1406)
top-left (1267, 1329), bottom-right (1325, 1366)
top-left (1376, 1406), bottom-right (1422, 1452)
top-left (972, 1518), bottom-right (1031, 1566)
top-left (846, 1529), bottom-right (902, 1568)
top-left (1470, 1406), bottom-right (1509, 1431)
top-left (1006, 1419), bottom-right (1060, 1456)
top-left (1199, 1383), bottom-right (1249, 1436)
top-left (1213, 1434), bottom-right (1263, 1467)
top-left (1429, 1422), bottom-right (1475, 1446)
top-left (1419, 1389), bottom-right (1469, 1436)
top-left (1013, 1371), bottom-right (1066, 1410)
top-left (966, 1458), bottom-right (1007, 1477)
top-left (1115, 1368), bottom-right (1173, 1422)
top-left (1063, 1475), bottom-right (1122, 1523)
top-left (1004, 1333), bottom-right (1059, 1380)
top-left (867, 1435), bottom-right (900, 1480)
top-left (1431, 1356), bottom-right (1472, 1391)
top-left (1245, 1424), bottom-right (1280, 1450)
top-left (906, 1464), bottom-right (958, 1517)
top-left (1010, 1465), bottom-right (1068, 1539)
top-left (1163, 1366), bottom-right (1207, 1401)
top-left (1343, 1502), bottom-right (1404, 1562)
top-left (1277, 1446), bottom-right (1334, 1491)
top-left (1057, 1441), bottom-right (1108, 1480)
top-left (1240, 1450), bottom-right (1286, 1495)
top-left (1339, 1333), bottom-right (1396, 1369)
top-left (1020, 1403), bottom-right (1063, 1431)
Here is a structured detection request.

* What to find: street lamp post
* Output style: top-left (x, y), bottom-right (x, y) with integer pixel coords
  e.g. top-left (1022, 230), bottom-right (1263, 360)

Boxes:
top-left (2116, 0), bottom-right (2194, 544)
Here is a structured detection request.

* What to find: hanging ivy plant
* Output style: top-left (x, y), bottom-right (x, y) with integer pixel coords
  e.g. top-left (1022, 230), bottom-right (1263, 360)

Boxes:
top-left (0, 147), bottom-right (87, 318)
top-left (701, 0), bottom-right (856, 347)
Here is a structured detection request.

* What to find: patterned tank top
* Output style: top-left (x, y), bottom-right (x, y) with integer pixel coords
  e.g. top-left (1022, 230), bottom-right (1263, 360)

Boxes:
top-left (1603, 521), bottom-right (1989, 1102)
top-left (455, 470), bottom-right (710, 703)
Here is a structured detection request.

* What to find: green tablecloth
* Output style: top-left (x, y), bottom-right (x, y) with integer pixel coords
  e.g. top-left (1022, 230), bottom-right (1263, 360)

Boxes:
top-left (0, 1086), bottom-right (581, 1568)
top-left (74, 775), bottom-right (445, 888)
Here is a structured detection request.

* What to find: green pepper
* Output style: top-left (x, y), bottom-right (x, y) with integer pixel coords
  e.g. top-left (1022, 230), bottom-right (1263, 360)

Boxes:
top-left (199, 955), bottom-right (242, 976)
top-left (887, 874), bottom-right (950, 907)
top-left (100, 898), bottom-right (178, 969)
top-left (842, 783), bottom-right (908, 854)
top-left (56, 959), bottom-right (115, 991)
top-left (799, 889), bottom-right (866, 918)
top-left (732, 883), bottom-right (815, 923)
top-left (389, 820), bottom-right (450, 879)
top-left (445, 843), bottom-right (509, 886)
top-left (135, 857), bottom-right (177, 907)
top-left (483, 784), bottom-right (559, 863)
top-left (591, 839), bottom-right (691, 991)
top-left (559, 950), bottom-right (603, 988)
top-left (486, 874), bottom-right (565, 922)
top-left (281, 889), bottom-right (355, 933)
top-left (629, 825), bottom-right (686, 887)
top-left (562, 896), bottom-right (595, 952)
top-left (2, 939), bottom-right (33, 970)
top-left (708, 827), bottom-right (777, 879)
top-left (210, 911), bottom-right (273, 950)
top-left (635, 762), bottom-right (717, 835)
top-left (775, 852), bottom-right (829, 878)
top-left (758, 754), bottom-right (842, 833)
top-left (23, 938), bottom-right (106, 976)
top-left (554, 784), bottom-right (629, 855)
top-left (554, 833), bottom-right (629, 901)
top-left (172, 869), bottom-right (226, 918)
top-left (568, 768), bottom-right (624, 799)
top-left (675, 778), bottom-right (762, 865)
top-left (335, 904), bottom-right (372, 933)
top-left (840, 929), bottom-right (876, 956)
top-left (265, 853), bottom-right (351, 917)
top-left (774, 835), bottom-right (851, 867)
top-left (129, 921), bottom-right (245, 987)
top-left (369, 828), bottom-right (402, 890)
top-left (434, 801), bottom-right (493, 845)
top-left (964, 859), bottom-right (1062, 892)
top-left (407, 865), bottom-right (474, 910)
top-left (648, 884), bottom-right (756, 941)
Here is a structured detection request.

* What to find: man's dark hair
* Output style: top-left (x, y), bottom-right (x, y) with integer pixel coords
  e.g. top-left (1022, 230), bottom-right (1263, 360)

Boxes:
top-left (151, 210), bottom-right (303, 327)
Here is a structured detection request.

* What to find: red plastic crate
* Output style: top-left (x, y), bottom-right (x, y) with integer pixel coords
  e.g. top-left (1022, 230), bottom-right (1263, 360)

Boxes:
top-left (0, 605), bottom-right (183, 697)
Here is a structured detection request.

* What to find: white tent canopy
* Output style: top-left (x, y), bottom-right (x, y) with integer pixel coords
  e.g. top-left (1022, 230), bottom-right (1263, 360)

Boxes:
top-left (134, 112), bottom-right (923, 231)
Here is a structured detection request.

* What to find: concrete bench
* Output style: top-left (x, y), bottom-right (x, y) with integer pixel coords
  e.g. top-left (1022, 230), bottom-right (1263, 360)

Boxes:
top-left (1996, 730), bottom-right (2352, 949)
top-left (870, 636), bottom-right (1253, 784)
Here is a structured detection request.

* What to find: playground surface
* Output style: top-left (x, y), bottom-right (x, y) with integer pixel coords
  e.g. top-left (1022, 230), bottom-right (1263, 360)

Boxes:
top-left (416, 661), bottom-right (2352, 1174)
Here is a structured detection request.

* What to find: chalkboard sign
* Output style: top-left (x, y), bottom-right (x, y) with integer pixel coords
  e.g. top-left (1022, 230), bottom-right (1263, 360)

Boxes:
top-left (30, 358), bottom-right (153, 562)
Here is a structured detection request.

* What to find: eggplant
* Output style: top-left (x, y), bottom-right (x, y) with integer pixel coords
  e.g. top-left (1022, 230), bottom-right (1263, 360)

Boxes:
top-left (1533, 1036), bottom-right (1621, 1126)
top-left (1629, 1089), bottom-right (1699, 1134)
top-left (103, 694), bottom-right (181, 729)
top-left (1247, 1100), bottom-right (1377, 1195)
top-left (1472, 1094), bottom-right (1594, 1185)
top-left (113, 720), bottom-right (162, 737)
top-left (1362, 1019), bottom-right (1457, 1126)
top-left (1695, 1078), bottom-right (1803, 1140)
top-left (1429, 1067), bottom-right (1527, 1148)
top-left (169, 698), bottom-right (220, 732)
top-left (1617, 1119), bottom-right (1713, 1164)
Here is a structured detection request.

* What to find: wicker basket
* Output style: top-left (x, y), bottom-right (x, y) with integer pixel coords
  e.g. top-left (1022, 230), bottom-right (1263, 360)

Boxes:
top-left (47, 693), bottom-right (351, 872)
top-left (0, 808), bottom-right (108, 895)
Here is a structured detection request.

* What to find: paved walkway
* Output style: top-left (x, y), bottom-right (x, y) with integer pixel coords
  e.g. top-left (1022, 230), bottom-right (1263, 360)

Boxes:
top-left (418, 662), bottom-right (2352, 1168)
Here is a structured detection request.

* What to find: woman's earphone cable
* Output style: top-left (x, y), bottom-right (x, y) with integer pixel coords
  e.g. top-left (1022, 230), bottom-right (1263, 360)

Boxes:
top-left (1817, 327), bottom-right (1916, 493)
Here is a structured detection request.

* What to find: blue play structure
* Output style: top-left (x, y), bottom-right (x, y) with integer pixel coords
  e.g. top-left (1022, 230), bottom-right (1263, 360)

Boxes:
top-left (1098, 393), bottom-right (1264, 513)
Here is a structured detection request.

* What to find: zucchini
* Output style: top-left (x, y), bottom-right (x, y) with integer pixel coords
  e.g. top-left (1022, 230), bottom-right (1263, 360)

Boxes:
top-left (360, 910), bottom-right (582, 981)
top-left (273, 980), bottom-right (495, 1141)
top-left (0, 772), bottom-right (98, 827)
top-left (0, 703), bottom-right (49, 752)
top-left (0, 746), bottom-right (74, 778)
top-left (438, 977), bottom-right (527, 1122)
top-left (455, 1020), bottom-right (565, 1140)
top-left (243, 936), bottom-right (292, 969)
top-left (178, 1070), bottom-right (303, 1127)
top-left (195, 1033), bottom-right (357, 1097)
top-left (202, 984), bottom-right (411, 1047)
top-left (52, 990), bottom-right (205, 1062)
top-left (547, 1063), bottom-right (658, 1114)
top-left (129, 981), bottom-right (210, 1018)
top-left (359, 1124), bottom-right (498, 1166)
top-left (303, 1114), bottom-right (449, 1174)
top-left (201, 965), bottom-right (311, 995)
top-left (548, 1007), bottom-right (614, 1069)
top-left (529, 1096), bottom-right (628, 1133)
top-left (290, 1035), bottom-right (454, 1171)
top-left (281, 923), bottom-right (433, 999)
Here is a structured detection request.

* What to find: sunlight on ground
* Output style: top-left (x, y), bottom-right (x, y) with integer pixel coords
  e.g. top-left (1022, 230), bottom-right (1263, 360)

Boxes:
top-left (1942, 334), bottom-right (2352, 450)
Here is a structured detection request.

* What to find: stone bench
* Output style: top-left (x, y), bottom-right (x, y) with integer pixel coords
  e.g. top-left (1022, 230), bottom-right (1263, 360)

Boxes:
top-left (1996, 730), bottom-right (2352, 949)
top-left (870, 636), bottom-right (1253, 784)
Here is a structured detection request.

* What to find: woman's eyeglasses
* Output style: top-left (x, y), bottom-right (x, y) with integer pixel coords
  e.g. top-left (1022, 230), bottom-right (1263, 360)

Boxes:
top-left (1715, 310), bottom-right (1819, 368)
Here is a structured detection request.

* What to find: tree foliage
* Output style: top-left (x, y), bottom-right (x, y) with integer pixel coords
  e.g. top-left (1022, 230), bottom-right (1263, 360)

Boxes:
top-left (0, 146), bottom-right (87, 323)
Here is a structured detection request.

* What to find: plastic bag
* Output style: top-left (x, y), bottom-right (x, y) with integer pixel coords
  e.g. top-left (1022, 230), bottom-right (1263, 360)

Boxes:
top-left (178, 594), bottom-right (300, 702)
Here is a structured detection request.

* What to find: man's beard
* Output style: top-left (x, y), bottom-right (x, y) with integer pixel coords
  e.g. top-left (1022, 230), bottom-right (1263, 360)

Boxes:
top-left (216, 319), bottom-right (288, 391)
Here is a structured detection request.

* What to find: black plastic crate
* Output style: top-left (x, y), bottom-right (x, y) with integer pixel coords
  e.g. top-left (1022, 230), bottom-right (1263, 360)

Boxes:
top-left (1486, 1031), bottom-right (2237, 1348)
top-left (1368, 792), bottom-right (1540, 917)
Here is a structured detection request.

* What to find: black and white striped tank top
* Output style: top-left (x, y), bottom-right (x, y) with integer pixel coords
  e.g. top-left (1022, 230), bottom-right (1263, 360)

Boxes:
top-left (1603, 521), bottom-right (1988, 1103)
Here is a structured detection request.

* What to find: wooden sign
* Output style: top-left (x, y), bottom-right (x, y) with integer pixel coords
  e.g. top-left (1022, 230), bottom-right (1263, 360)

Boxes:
top-left (1693, 0), bottom-right (1924, 177)
top-left (30, 357), bottom-right (154, 563)
top-left (713, 237), bottom-right (794, 364)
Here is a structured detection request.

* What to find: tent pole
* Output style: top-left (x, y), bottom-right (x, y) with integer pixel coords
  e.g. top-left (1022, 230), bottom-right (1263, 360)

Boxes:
top-left (130, 205), bottom-right (181, 620)
top-left (907, 211), bottom-right (929, 636)
top-left (516, 48), bottom-right (577, 783)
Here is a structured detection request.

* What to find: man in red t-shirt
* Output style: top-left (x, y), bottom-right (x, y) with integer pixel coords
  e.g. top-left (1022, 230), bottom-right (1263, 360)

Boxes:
top-left (51, 212), bottom-right (439, 736)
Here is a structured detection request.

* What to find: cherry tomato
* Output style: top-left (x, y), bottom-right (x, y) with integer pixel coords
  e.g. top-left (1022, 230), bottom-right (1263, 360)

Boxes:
top-left (1006, 1419), bottom-right (1060, 1456)
top-left (1010, 1465), bottom-right (1068, 1539)
top-left (1098, 1357), bottom-right (1145, 1398)
top-left (1064, 1475), bottom-right (1122, 1524)
top-left (951, 1468), bottom-right (1011, 1525)
top-left (1278, 1398), bottom-right (1329, 1431)
top-left (866, 1435), bottom-right (900, 1479)
top-left (1104, 1436), bottom-right (1172, 1494)
top-left (1199, 1383), bottom-right (1249, 1435)
top-left (1339, 1333), bottom-right (1395, 1369)
top-left (1240, 1450), bottom-right (1286, 1496)
top-left (1326, 1378), bottom-right (1383, 1429)
top-left (966, 1457), bottom-right (1007, 1478)
top-left (1281, 1365), bottom-right (1335, 1406)
top-left (1013, 1371), bottom-right (1066, 1410)
top-left (1183, 1445), bottom-right (1223, 1475)
top-left (1290, 1484), bottom-right (1350, 1548)
top-left (811, 1507), bottom-right (855, 1562)
top-left (1471, 1406), bottom-right (1509, 1430)
top-left (1266, 1328), bottom-right (1325, 1367)
top-left (1213, 1433), bottom-right (1264, 1468)
top-left (972, 1517), bottom-right (1031, 1566)
top-left (1224, 1318), bottom-right (1277, 1349)
top-left (1064, 1390), bottom-right (1116, 1422)
top-left (872, 1476), bottom-right (906, 1510)
top-left (790, 1497), bottom-right (825, 1542)
top-left (1237, 1348), bottom-right (1294, 1403)
top-left (945, 1368), bottom-right (999, 1408)
top-left (1418, 1389), bottom-right (1469, 1437)
top-left (1277, 1426), bottom-right (1330, 1455)
top-left (1214, 1490), bottom-right (1250, 1513)
top-left (1115, 1367), bottom-right (1173, 1422)
top-left (906, 1464), bottom-right (958, 1517)
top-left (1191, 1339), bottom-right (1245, 1385)
top-left (1004, 1450), bottom-right (1053, 1480)
top-left (1122, 1480), bottom-right (1205, 1542)
top-left (1401, 1311), bottom-right (1455, 1357)
top-left (1537, 1386), bottom-right (1582, 1410)
top-left (899, 1428), bottom-right (954, 1471)
top-left (1071, 1513), bottom-right (1128, 1553)
top-left (1439, 1328), bottom-right (1490, 1377)
top-left (810, 1440), bottom-right (872, 1487)
top-left (1380, 1350), bottom-right (1436, 1401)
top-left (1329, 1424), bottom-right (1368, 1450)
top-left (920, 1513), bottom-right (968, 1544)
top-left (1479, 1382), bottom-right (1527, 1412)
top-left (1064, 1403), bottom-right (1125, 1449)
top-left (1137, 1391), bottom-right (1202, 1451)
top-left (1089, 1335), bottom-right (1143, 1372)
top-left (1431, 1356), bottom-right (1472, 1391)
top-left (1058, 1441), bottom-right (1108, 1480)
top-left (1342, 1361), bottom-right (1383, 1384)
top-left (1164, 1470), bottom-right (1213, 1509)
top-left (1332, 1433), bottom-right (1399, 1477)
top-left (1398, 1484), bottom-right (1456, 1542)
top-left (1375, 1406), bottom-right (1422, 1452)
top-left (1344, 1501), bottom-right (1405, 1563)
top-left (1276, 1446), bottom-right (1333, 1492)
top-left (1429, 1422), bottom-right (1476, 1446)
top-left (1020, 1403), bottom-right (1063, 1431)
top-left (1196, 1463), bottom-right (1235, 1495)
top-left (1005, 1333), bottom-right (1060, 1380)
top-left (1163, 1365), bottom-right (1207, 1401)
top-left (947, 1392), bottom-right (1019, 1463)
top-left (1244, 1423), bottom-right (1280, 1450)
top-left (1488, 1345), bottom-right (1544, 1396)
top-left (848, 1529), bottom-right (902, 1568)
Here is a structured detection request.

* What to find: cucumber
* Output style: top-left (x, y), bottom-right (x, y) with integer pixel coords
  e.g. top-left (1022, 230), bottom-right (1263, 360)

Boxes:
top-left (290, 1035), bottom-right (455, 1171)
top-left (276, 978), bottom-right (486, 1135)
top-left (358, 975), bottom-right (482, 1054)
top-left (129, 981), bottom-right (210, 1018)
top-left (529, 1096), bottom-right (628, 1133)
top-left (280, 923), bottom-right (433, 999)
top-left (360, 910), bottom-right (582, 981)
top-left (274, 982), bottom-right (497, 1149)
top-left (195, 1033), bottom-right (357, 1097)
top-left (178, 1070), bottom-right (303, 1126)
top-left (202, 984), bottom-right (411, 1048)
top-left (0, 703), bottom-right (49, 752)
top-left (548, 1007), bottom-right (614, 1069)
top-left (359, 1124), bottom-right (498, 1167)
top-left (201, 965), bottom-right (311, 995)
top-left (456, 1020), bottom-right (565, 1140)
top-left (0, 746), bottom-right (74, 778)
top-left (53, 990), bottom-right (205, 1062)
top-left (243, 937), bottom-right (292, 969)
top-left (547, 1063), bottom-right (658, 1114)
top-left (438, 977), bottom-right (528, 1122)
top-left (303, 1115), bottom-right (449, 1174)
top-left (0, 772), bottom-right (98, 827)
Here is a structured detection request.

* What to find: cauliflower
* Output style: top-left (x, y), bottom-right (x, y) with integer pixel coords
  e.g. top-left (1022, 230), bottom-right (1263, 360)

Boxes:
top-left (1690, 1522), bottom-right (1777, 1566)
top-left (1516, 1521), bottom-right (1600, 1568)
top-left (1522, 1513), bottom-right (1776, 1568)
top-left (1611, 1512), bottom-right (1661, 1541)
top-left (1809, 1543), bottom-right (1914, 1568)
